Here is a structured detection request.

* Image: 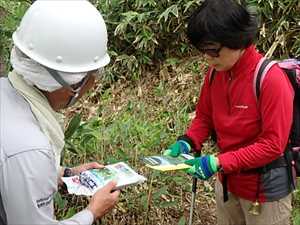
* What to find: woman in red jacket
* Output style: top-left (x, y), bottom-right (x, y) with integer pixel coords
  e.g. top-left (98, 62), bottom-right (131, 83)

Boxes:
top-left (164, 0), bottom-right (294, 224)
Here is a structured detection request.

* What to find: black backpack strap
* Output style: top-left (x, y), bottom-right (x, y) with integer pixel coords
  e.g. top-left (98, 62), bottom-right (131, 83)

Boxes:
top-left (284, 146), bottom-right (296, 189)
top-left (208, 69), bottom-right (217, 142)
top-left (254, 58), bottom-right (277, 99)
top-left (255, 58), bottom-right (271, 99)
top-left (222, 175), bottom-right (229, 202)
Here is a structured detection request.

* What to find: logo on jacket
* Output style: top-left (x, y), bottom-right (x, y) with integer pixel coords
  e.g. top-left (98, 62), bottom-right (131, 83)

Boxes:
top-left (234, 105), bottom-right (249, 109)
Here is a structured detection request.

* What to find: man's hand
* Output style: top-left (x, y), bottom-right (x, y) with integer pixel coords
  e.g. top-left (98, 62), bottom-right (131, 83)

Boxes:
top-left (163, 140), bottom-right (191, 157)
top-left (87, 181), bottom-right (120, 220)
top-left (71, 162), bottom-right (104, 175)
top-left (185, 155), bottom-right (219, 180)
top-left (59, 162), bottom-right (104, 186)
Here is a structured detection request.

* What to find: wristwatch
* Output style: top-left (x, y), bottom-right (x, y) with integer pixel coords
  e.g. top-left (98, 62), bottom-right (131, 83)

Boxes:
top-left (63, 167), bottom-right (74, 177)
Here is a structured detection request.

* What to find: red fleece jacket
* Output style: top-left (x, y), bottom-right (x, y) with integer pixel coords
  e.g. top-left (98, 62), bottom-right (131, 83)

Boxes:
top-left (186, 45), bottom-right (294, 201)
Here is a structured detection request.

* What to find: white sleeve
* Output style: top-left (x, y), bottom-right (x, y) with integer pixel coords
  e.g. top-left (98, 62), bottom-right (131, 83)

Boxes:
top-left (0, 149), bottom-right (94, 225)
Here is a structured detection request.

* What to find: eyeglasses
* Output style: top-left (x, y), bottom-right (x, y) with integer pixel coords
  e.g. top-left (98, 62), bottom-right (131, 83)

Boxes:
top-left (45, 67), bottom-right (91, 107)
top-left (198, 45), bottom-right (223, 58)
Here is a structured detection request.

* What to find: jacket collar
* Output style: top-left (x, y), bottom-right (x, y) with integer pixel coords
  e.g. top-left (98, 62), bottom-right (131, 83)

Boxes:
top-left (228, 45), bottom-right (262, 78)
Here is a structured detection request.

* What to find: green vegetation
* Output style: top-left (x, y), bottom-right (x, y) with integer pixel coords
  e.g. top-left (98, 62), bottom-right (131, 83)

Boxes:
top-left (2, 1), bottom-right (299, 77)
top-left (0, 0), bottom-right (30, 74)
top-left (61, 58), bottom-right (216, 224)
top-left (1, 0), bottom-right (300, 224)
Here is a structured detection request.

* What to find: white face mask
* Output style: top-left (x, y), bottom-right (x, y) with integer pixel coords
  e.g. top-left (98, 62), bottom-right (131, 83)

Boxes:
top-left (10, 47), bottom-right (87, 92)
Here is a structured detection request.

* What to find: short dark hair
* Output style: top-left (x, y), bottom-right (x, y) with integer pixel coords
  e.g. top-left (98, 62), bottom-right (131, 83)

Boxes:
top-left (187, 0), bottom-right (258, 50)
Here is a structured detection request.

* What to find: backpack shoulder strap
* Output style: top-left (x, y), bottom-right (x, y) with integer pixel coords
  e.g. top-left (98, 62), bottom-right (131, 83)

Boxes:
top-left (253, 57), bottom-right (277, 100)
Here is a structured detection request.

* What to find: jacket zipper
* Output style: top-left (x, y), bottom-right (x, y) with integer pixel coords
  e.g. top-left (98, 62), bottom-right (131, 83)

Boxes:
top-left (227, 72), bottom-right (233, 114)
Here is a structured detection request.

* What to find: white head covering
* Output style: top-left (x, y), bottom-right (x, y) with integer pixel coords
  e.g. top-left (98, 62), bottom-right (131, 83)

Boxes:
top-left (10, 46), bottom-right (87, 92)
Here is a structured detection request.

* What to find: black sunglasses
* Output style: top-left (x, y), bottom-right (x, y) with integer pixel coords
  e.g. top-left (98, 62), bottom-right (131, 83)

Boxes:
top-left (198, 45), bottom-right (223, 58)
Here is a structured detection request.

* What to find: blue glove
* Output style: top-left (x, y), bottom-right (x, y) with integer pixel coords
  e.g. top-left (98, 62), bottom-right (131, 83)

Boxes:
top-left (163, 140), bottom-right (191, 157)
top-left (185, 155), bottom-right (219, 180)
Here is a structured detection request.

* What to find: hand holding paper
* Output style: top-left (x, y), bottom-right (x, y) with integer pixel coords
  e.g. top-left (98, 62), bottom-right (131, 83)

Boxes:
top-left (142, 154), bottom-right (194, 171)
top-left (62, 162), bottom-right (146, 196)
top-left (163, 140), bottom-right (191, 157)
top-left (185, 155), bottom-right (219, 180)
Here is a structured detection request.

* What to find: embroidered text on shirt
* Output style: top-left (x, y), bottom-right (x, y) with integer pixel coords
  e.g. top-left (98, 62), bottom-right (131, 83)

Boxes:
top-left (234, 105), bottom-right (249, 109)
top-left (36, 193), bottom-right (54, 208)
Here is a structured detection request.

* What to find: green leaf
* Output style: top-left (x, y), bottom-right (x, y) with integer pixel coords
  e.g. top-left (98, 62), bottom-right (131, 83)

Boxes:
top-left (64, 141), bottom-right (78, 154)
top-left (184, 0), bottom-right (199, 13)
top-left (159, 200), bottom-right (178, 208)
top-left (64, 207), bottom-right (76, 219)
top-left (54, 193), bottom-right (67, 209)
top-left (178, 216), bottom-right (186, 225)
top-left (140, 194), bottom-right (148, 210)
top-left (116, 148), bottom-right (129, 161)
top-left (165, 57), bottom-right (179, 66)
top-left (153, 186), bottom-right (168, 200)
top-left (158, 5), bottom-right (179, 23)
top-left (64, 113), bottom-right (81, 140)
top-left (293, 211), bottom-right (300, 225)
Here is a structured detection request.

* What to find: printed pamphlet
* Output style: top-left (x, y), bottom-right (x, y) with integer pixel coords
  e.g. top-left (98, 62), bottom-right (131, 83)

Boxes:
top-left (62, 162), bottom-right (147, 196)
top-left (141, 154), bottom-right (194, 171)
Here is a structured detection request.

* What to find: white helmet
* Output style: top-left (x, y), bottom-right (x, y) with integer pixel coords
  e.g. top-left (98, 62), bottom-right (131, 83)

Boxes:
top-left (12, 0), bottom-right (110, 73)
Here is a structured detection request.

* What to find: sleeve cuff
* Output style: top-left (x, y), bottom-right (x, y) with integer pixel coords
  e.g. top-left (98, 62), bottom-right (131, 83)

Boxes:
top-left (67, 209), bottom-right (94, 225)
top-left (217, 152), bottom-right (239, 174)
top-left (177, 135), bottom-right (196, 150)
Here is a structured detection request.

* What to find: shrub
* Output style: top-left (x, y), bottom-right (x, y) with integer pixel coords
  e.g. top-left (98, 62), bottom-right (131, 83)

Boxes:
top-left (1, 0), bottom-right (299, 77)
